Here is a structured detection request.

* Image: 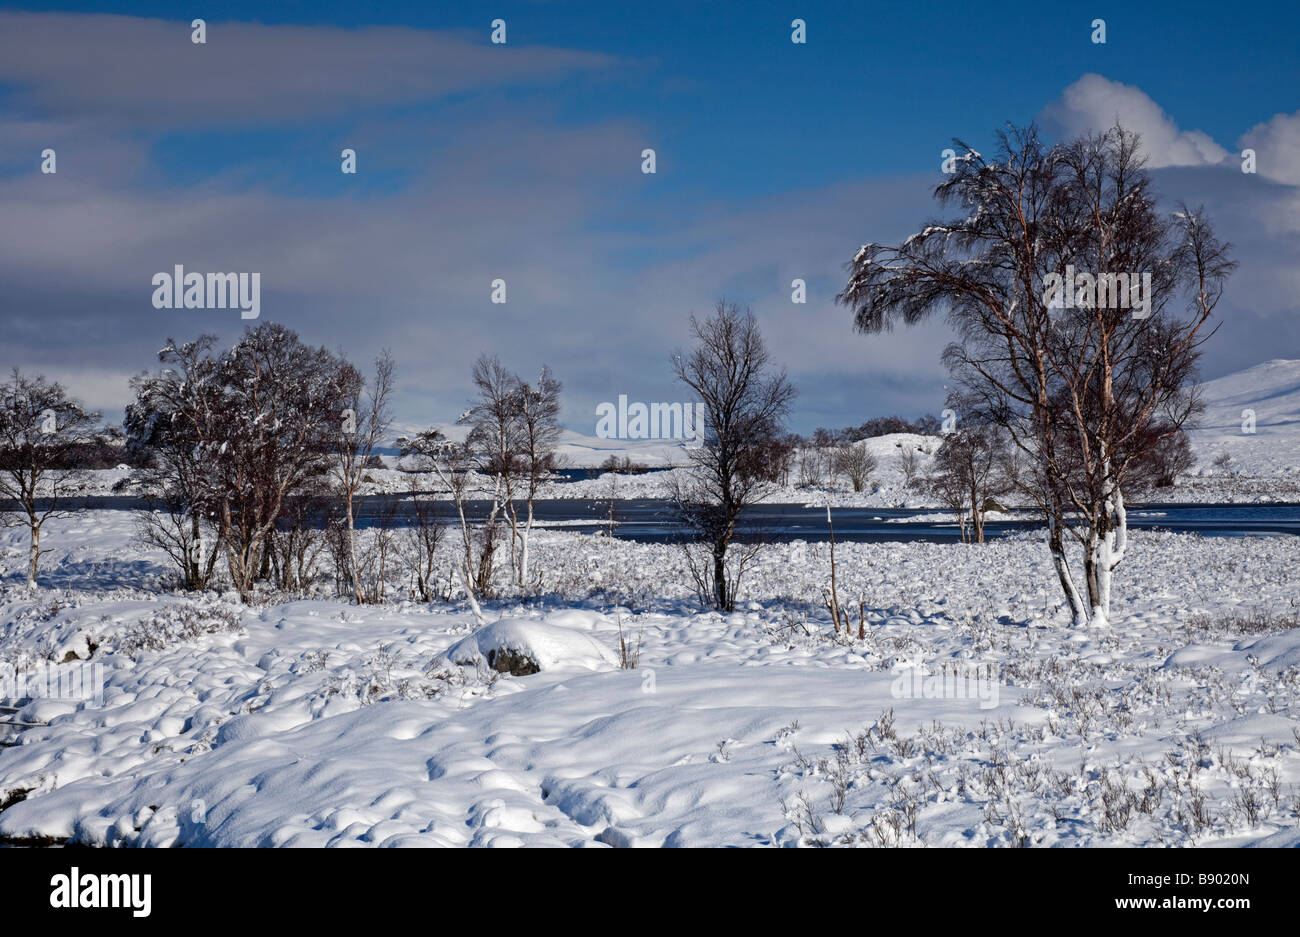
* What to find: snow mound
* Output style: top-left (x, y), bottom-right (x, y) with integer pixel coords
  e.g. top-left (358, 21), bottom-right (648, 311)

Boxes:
top-left (1163, 626), bottom-right (1300, 673)
top-left (443, 617), bottom-right (618, 675)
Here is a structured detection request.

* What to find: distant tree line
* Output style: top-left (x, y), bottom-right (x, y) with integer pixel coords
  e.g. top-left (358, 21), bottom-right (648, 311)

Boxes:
top-left (794, 414), bottom-right (943, 449)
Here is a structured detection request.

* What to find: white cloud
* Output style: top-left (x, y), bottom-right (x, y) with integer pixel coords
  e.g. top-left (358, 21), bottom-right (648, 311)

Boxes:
top-left (1238, 110), bottom-right (1300, 186)
top-left (1041, 74), bottom-right (1228, 168)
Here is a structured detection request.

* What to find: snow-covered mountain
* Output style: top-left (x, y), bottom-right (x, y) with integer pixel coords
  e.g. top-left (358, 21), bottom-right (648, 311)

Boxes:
top-left (1187, 359), bottom-right (1300, 477)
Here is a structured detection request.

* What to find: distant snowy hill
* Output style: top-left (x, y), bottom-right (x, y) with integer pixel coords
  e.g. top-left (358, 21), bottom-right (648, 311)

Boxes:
top-left (551, 429), bottom-right (698, 468)
top-left (380, 422), bottom-right (697, 468)
top-left (1187, 359), bottom-right (1300, 477)
top-left (375, 360), bottom-right (1300, 476)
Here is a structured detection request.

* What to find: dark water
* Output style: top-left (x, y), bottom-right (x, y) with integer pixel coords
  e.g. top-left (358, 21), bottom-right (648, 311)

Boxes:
top-left (497, 500), bottom-right (1300, 543)
top-left (24, 496), bottom-right (1300, 543)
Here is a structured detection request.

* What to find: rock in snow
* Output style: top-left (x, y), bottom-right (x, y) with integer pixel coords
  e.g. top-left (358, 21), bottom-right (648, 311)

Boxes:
top-left (443, 617), bottom-right (619, 675)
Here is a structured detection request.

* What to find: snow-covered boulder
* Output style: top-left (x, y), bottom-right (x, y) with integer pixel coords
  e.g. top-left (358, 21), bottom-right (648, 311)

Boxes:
top-left (442, 618), bottom-right (618, 676)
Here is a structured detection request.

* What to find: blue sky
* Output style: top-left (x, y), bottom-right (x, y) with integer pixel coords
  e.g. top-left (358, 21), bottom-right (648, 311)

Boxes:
top-left (1, 1), bottom-right (1297, 433)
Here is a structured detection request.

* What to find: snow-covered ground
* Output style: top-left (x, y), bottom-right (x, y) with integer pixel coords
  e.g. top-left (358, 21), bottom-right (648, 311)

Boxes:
top-left (1, 511), bottom-right (1298, 847)
top-left (1186, 359), bottom-right (1300, 479)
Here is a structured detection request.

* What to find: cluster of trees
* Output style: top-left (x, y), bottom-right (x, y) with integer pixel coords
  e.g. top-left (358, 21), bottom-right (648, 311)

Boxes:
top-left (896, 417), bottom-right (1194, 546)
top-left (766, 415), bottom-right (942, 494)
top-left (780, 439), bottom-right (875, 491)
top-left (123, 325), bottom-right (401, 602)
top-left (589, 454), bottom-right (648, 476)
top-left (801, 414), bottom-right (943, 447)
top-left (838, 123), bottom-right (1231, 627)
top-left (1, 326), bottom-right (565, 607)
top-left (2, 124), bottom-right (1226, 632)
top-left (924, 423), bottom-right (1011, 544)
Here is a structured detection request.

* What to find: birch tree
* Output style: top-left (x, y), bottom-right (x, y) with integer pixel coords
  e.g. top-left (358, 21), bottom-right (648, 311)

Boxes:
top-left (125, 336), bottom-right (224, 590)
top-left (510, 366), bottom-right (562, 586)
top-left (400, 429), bottom-right (486, 624)
top-left (463, 355), bottom-right (523, 589)
top-left (0, 371), bottom-right (100, 589)
top-left (838, 124), bottom-right (1232, 627)
top-left (330, 350), bottom-right (394, 603)
top-left (209, 324), bottom-right (350, 602)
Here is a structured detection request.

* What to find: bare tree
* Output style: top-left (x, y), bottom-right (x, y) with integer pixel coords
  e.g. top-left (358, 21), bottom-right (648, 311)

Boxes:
top-left (464, 355), bottom-right (524, 588)
top-left (838, 124), bottom-right (1232, 627)
top-left (671, 300), bottom-right (796, 611)
top-left (897, 445), bottom-right (922, 491)
top-left (362, 498), bottom-right (401, 603)
top-left (125, 336), bottom-right (224, 590)
top-left (929, 456), bottom-right (971, 542)
top-left (0, 371), bottom-right (100, 589)
top-left (271, 492), bottom-right (330, 595)
top-left (402, 479), bottom-right (443, 602)
top-left (400, 429), bottom-right (487, 624)
top-left (331, 350), bottom-right (395, 603)
top-left (510, 366), bottom-right (562, 586)
top-left (1140, 427), bottom-right (1196, 489)
top-left (759, 434), bottom-right (797, 486)
top-left (833, 442), bottom-right (877, 492)
top-left (929, 422), bottom-right (1009, 543)
top-left (796, 446), bottom-right (827, 488)
top-left (599, 454), bottom-right (647, 474)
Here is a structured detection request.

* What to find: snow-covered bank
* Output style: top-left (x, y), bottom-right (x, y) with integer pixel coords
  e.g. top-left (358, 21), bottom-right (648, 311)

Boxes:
top-left (1186, 359), bottom-right (1300, 479)
top-left (0, 511), bottom-right (1297, 847)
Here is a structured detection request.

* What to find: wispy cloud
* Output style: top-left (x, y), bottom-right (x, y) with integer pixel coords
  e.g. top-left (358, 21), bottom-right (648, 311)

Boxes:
top-left (0, 11), bottom-right (616, 127)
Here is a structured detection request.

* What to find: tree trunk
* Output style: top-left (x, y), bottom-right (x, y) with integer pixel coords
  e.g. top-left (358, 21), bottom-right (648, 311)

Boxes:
top-left (346, 493), bottom-right (363, 604)
top-left (1047, 514), bottom-right (1087, 627)
top-left (712, 543), bottom-right (728, 611)
top-left (188, 512), bottom-right (202, 588)
top-left (506, 499), bottom-right (520, 582)
top-left (457, 555), bottom-right (484, 626)
top-left (1083, 527), bottom-right (1102, 625)
top-left (1087, 481), bottom-right (1127, 629)
top-left (258, 534), bottom-right (273, 582)
top-left (520, 500), bottom-right (535, 584)
top-left (27, 521), bottom-right (40, 590)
